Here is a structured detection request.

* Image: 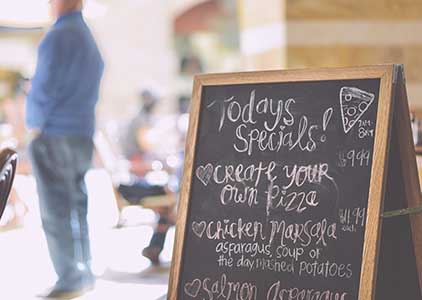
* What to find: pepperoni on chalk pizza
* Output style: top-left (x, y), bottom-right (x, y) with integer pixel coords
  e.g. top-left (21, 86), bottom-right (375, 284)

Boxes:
top-left (340, 87), bottom-right (375, 134)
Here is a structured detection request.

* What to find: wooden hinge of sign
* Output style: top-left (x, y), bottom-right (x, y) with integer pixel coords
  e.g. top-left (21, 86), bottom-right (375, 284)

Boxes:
top-left (392, 64), bottom-right (406, 84)
top-left (382, 205), bottom-right (422, 218)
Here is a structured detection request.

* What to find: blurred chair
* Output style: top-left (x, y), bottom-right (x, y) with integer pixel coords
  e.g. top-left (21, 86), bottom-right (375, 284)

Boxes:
top-left (94, 131), bottom-right (176, 227)
top-left (0, 148), bottom-right (18, 221)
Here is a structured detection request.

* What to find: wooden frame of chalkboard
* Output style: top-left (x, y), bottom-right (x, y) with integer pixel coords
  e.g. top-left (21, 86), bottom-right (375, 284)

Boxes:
top-left (168, 65), bottom-right (421, 300)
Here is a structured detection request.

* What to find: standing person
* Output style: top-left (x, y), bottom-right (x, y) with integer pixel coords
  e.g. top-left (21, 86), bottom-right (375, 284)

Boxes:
top-left (26, 0), bottom-right (104, 298)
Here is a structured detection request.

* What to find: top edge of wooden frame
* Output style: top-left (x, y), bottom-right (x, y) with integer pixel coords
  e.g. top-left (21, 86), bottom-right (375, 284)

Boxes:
top-left (195, 65), bottom-right (395, 86)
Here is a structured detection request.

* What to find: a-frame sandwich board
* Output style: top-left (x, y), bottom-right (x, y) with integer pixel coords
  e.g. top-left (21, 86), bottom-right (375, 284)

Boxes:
top-left (168, 64), bottom-right (422, 300)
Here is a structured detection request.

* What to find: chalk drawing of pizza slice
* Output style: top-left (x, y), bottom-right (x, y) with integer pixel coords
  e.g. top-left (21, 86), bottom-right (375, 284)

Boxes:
top-left (340, 87), bottom-right (375, 134)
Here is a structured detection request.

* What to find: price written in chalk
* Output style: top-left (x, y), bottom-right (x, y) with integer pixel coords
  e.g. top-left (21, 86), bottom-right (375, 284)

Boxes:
top-left (338, 149), bottom-right (371, 168)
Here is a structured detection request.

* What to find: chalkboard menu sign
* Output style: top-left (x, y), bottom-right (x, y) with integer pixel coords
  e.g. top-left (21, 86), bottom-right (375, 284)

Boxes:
top-left (169, 65), bottom-right (422, 300)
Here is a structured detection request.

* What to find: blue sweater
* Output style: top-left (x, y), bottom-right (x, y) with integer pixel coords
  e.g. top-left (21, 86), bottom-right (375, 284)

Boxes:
top-left (26, 11), bottom-right (104, 137)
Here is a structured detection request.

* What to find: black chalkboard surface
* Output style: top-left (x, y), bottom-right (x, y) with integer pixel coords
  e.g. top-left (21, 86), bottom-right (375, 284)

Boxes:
top-left (169, 66), bottom-right (422, 300)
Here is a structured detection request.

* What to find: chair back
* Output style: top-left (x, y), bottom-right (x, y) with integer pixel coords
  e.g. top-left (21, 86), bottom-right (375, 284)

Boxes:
top-left (0, 148), bottom-right (17, 221)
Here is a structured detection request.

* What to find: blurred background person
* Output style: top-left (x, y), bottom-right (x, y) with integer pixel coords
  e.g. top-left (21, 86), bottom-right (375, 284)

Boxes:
top-left (118, 87), bottom-right (177, 265)
top-left (26, 0), bottom-right (104, 298)
top-left (121, 88), bottom-right (162, 176)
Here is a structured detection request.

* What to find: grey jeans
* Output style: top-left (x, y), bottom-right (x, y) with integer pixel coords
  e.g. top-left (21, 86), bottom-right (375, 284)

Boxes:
top-left (29, 134), bottom-right (94, 291)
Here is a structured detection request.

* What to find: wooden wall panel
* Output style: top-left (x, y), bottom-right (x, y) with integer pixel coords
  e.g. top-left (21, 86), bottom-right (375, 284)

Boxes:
top-left (287, 0), bottom-right (422, 20)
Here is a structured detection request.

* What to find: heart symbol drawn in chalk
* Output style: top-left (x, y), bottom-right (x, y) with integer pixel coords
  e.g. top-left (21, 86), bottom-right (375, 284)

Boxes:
top-left (192, 221), bottom-right (206, 238)
top-left (196, 163), bottom-right (213, 186)
top-left (184, 279), bottom-right (201, 298)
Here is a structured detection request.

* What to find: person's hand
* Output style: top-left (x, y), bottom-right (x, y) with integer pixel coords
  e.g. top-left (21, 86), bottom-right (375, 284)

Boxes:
top-left (28, 128), bottom-right (41, 140)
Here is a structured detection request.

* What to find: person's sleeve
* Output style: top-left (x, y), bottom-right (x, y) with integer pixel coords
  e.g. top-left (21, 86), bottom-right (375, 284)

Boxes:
top-left (25, 30), bottom-right (71, 130)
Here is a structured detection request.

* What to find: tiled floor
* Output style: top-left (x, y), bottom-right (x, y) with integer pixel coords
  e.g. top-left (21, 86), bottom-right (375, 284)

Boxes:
top-left (0, 170), bottom-right (173, 300)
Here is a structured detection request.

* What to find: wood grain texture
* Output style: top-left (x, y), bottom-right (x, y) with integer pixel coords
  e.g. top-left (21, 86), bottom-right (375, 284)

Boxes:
top-left (358, 65), bottom-right (395, 300)
top-left (394, 67), bottom-right (422, 292)
top-left (287, 0), bottom-right (422, 20)
top-left (167, 78), bottom-right (203, 300)
top-left (287, 46), bottom-right (422, 82)
top-left (198, 65), bottom-right (393, 86)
